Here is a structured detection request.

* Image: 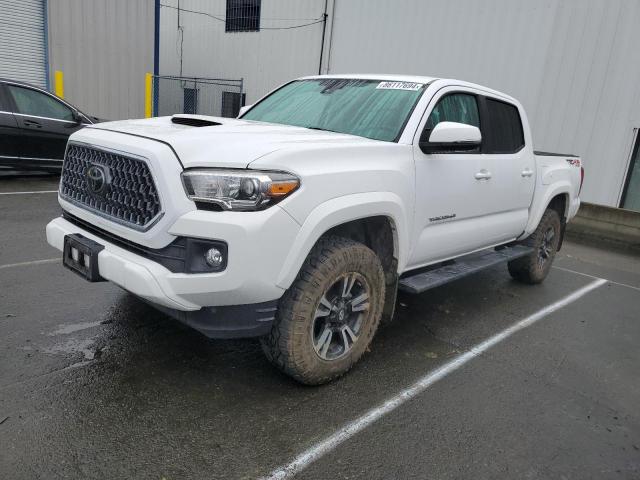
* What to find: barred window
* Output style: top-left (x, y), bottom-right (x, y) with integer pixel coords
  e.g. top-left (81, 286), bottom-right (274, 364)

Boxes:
top-left (221, 91), bottom-right (246, 118)
top-left (226, 0), bottom-right (261, 32)
top-left (183, 87), bottom-right (198, 114)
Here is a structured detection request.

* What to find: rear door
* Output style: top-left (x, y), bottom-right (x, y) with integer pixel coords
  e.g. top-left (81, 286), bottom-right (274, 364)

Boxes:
top-left (5, 83), bottom-right (84, 167)
top-left (475, 96), bottom-right (534, 236)
top-left (0, 82), bottom-right (21, 166)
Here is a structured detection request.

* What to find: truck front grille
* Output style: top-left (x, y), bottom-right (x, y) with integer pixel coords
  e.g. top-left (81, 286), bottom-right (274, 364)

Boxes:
top-left (60, 143), bottom-right (162, 230)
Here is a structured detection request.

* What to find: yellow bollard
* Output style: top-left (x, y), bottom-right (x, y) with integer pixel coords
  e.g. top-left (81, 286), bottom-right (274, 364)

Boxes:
top-left (54, 70), bottom-right (64, 99)
top-left (145, 72), bottom-right (153, 118)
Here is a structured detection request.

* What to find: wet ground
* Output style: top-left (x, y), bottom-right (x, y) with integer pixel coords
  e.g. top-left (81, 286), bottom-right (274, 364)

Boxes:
top-left (1, 175), bottom-right (639, 479)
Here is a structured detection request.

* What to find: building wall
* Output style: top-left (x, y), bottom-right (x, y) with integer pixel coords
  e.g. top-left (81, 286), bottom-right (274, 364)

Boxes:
top-left (0, 0), bottom-right (48, 89)
top-left (324, 0), bottom-right (640, 207)
top-left (159, 0), bottom-right (327, 104)
top-left (159, 0), bottom-right (640, 207)
top-left (47, 0), bottom-right (155, 120)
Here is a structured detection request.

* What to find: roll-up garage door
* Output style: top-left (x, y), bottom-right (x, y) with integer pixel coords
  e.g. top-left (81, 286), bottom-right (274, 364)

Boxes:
top-left (0, 0), bottom-right (48, 89)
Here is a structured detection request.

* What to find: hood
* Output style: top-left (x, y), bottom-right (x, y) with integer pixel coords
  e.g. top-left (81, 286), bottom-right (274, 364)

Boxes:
top-left (89, 115), bottom-right (377, 169)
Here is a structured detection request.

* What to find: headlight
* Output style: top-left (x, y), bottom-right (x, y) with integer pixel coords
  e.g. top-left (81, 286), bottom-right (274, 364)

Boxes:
top-left (181, 169), bottom-right (300, 211)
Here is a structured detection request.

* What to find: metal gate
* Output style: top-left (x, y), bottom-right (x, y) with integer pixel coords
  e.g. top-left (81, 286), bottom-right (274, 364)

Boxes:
top-left (152, 75), bottom-right (245, 118)
top-left (0, 0), bottom-right (48, 88)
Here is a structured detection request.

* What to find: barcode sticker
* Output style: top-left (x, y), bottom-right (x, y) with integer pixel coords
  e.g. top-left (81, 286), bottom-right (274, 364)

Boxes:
top-left (376, 81), bottom-right (424, 91)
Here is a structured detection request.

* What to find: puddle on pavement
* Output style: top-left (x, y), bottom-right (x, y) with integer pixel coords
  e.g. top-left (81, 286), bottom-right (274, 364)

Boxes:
top-left (42, 337), bottom-right (98, 360)
top-left (16, 319), bottom-right (113, 369)
top-left (48, 321), bottom-right (102, 335)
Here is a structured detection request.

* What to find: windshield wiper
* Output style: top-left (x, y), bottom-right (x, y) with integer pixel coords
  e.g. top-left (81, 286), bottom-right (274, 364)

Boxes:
top-left (306, 126), bottom-right (341, 134)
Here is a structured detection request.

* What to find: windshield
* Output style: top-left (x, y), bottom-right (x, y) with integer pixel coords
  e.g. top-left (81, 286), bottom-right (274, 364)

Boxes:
top-left (241, 79), bottom-right (426, 142)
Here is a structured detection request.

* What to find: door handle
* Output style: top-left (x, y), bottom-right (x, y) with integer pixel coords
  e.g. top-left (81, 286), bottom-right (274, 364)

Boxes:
top-left (475, 169), bottom-right (492, 180)
top-left (24, 120), bottom-right (42, 128)
top-left (521, 168), bottom-right (534, 177)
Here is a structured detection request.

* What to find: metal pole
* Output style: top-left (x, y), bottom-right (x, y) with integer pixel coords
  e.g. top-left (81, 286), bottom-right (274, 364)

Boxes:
top-left (178, 0), bottom-right (184, 77)
top-left (153, 0), bottom-right (160, 116)
top-left (318, 0), bottom-right (329, 75)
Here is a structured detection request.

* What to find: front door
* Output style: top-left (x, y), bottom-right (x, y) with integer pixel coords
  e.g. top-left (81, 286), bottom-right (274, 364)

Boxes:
top-left (409, 89), bottom-right (489, 268)
top-left (5, 83), bottom-right (84, 166)
top-left (0, 83), bottom-right (21, 166)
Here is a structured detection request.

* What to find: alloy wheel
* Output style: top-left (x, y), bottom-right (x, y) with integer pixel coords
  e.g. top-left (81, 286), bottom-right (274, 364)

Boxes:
top-left (311, 272), bottom-right (371, 361)
top-left (538, 226), bottom-right (556, 268)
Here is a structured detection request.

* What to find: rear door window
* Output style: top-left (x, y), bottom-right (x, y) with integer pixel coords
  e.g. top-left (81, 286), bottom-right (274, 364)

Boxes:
top-left (0, 84), bottom-right (14, 111)
top-left (482, 98), bottom-right (525, 154)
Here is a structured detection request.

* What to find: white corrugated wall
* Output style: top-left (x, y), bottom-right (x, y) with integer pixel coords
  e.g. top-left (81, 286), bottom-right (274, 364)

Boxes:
top-left (324, 0), bottom-right (640, 207)
top-left (47, 0), bottom-right (155, 120)
top-left (159, 0), bottom-right (327, 103)
top-left (0, 0), bottom-right (48, 88)
top-left (159, 0), bottom-right (640, 207)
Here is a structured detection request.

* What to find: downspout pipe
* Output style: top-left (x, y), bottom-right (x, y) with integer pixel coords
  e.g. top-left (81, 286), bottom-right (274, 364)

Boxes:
top-left (43, 0), bottom-right (50, 90)
top-left (153, 0), bottom-right (160, 115)
top-left (318, 0), bottom-right (328, 75)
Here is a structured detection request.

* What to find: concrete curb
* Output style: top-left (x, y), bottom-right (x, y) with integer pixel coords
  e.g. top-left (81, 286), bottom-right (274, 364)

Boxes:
top-left (566, 202), bottom-right (640, 250)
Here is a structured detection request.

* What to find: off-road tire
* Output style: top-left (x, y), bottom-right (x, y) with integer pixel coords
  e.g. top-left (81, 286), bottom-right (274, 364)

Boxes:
top-left (261, 236), bottom-right (385, 385)
top-left (508, 209), bottom-right (562, 284)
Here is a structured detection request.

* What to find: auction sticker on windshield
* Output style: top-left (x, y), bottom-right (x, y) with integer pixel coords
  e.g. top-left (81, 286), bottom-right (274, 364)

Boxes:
top-left (376, 81), bottom-right (424, 91)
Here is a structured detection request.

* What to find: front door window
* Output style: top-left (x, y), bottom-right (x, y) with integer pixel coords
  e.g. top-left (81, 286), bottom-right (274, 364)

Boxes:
top-left (425, 93), bottom-right (480, 131)
top-left (7, 85), bottom-right (74, 121)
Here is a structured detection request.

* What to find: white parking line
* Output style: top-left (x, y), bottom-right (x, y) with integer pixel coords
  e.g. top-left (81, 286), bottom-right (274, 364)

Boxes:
top-left (553, 265), bottom-right (640, 292)
top-left (259, 278), bottom-right (607, 480)
top-left (0, 258), bottom-right (59, 270)
top-left (0, 190), bottom-right (58, 195)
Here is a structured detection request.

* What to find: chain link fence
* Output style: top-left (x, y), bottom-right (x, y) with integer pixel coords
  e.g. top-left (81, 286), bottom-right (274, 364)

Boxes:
top-left (152, 75), bottom-right (245, 118)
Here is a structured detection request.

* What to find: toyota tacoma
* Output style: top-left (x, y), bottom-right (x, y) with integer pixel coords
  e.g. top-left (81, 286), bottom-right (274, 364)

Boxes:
top-left (46, 75), bottom-right (583, 384)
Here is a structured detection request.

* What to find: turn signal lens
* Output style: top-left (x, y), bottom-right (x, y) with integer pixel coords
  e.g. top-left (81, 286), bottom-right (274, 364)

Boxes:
top-left (268, 181), bottom-right (299, 197)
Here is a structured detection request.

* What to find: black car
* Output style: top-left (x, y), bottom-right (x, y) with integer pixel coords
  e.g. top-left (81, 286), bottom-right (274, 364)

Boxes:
top-left (0, 78), bottom-right (99, 173)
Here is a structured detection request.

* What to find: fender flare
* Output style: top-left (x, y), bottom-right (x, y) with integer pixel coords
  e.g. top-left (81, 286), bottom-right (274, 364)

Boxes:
top-left (275, 192), bottom-right (410, 290)
top-left (522, 182), bottom-right (572, 237)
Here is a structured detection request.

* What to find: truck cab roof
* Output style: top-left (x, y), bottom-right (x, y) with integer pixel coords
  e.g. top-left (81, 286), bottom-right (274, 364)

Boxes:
top-left (299, 73), bottom-right (439, 84)
top-left (297, 74), bottom-right (521, 106)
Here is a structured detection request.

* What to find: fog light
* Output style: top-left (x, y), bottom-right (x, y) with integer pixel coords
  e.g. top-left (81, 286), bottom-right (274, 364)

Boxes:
top-left (204, 247), bottom-right (224, 268)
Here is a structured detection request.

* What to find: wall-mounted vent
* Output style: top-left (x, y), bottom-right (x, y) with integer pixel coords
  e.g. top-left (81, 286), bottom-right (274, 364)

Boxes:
top-left (171, 115), bottom-right (222, 127)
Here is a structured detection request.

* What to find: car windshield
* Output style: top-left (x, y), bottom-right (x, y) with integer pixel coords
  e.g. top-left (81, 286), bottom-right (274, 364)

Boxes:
top-left (241, 78), bottom-right (426, 142)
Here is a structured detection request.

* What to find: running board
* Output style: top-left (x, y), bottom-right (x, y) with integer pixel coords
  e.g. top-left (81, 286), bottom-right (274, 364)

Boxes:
top-left (398, 245), bottom-right (534, 294)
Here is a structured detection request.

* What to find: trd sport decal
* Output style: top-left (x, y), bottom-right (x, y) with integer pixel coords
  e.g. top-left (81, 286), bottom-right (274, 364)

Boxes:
top-left (429, 214), bottom-right (457, 222)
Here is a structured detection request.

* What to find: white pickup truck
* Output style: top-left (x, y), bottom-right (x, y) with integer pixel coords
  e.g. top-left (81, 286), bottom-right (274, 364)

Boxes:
top-left (46, 74), bottom-right (583, 384)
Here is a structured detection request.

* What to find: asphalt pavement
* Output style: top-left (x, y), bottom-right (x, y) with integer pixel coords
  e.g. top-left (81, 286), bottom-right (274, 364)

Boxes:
top-left (0, 175), bottom-right (639, 479)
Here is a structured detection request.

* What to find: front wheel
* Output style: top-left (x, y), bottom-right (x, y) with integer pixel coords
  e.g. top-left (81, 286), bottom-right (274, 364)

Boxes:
top-left (508, 209), bottom-right (562, 284)
top-left (261, 236), bottom-right (385, 385)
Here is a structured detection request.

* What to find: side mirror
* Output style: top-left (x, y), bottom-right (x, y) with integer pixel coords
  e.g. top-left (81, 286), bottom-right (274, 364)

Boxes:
top-left (419, 121), bottom-right (481, 154)
top-left (238, 104), bottom-right (253, 117)
top-left (71, 109), bottom-right (83, 124)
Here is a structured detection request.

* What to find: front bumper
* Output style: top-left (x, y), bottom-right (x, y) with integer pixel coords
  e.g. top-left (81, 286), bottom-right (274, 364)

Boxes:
top-left (151, 300), bottom-right (278, 338)
top-left (46, 204), bottom-right (300, 337)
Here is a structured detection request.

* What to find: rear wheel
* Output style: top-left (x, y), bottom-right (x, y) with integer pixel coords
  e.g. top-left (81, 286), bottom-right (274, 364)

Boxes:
top-left (261, 236), bottom-right (385, 385)
top-left (508, 209), bottom-right (562, 284)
